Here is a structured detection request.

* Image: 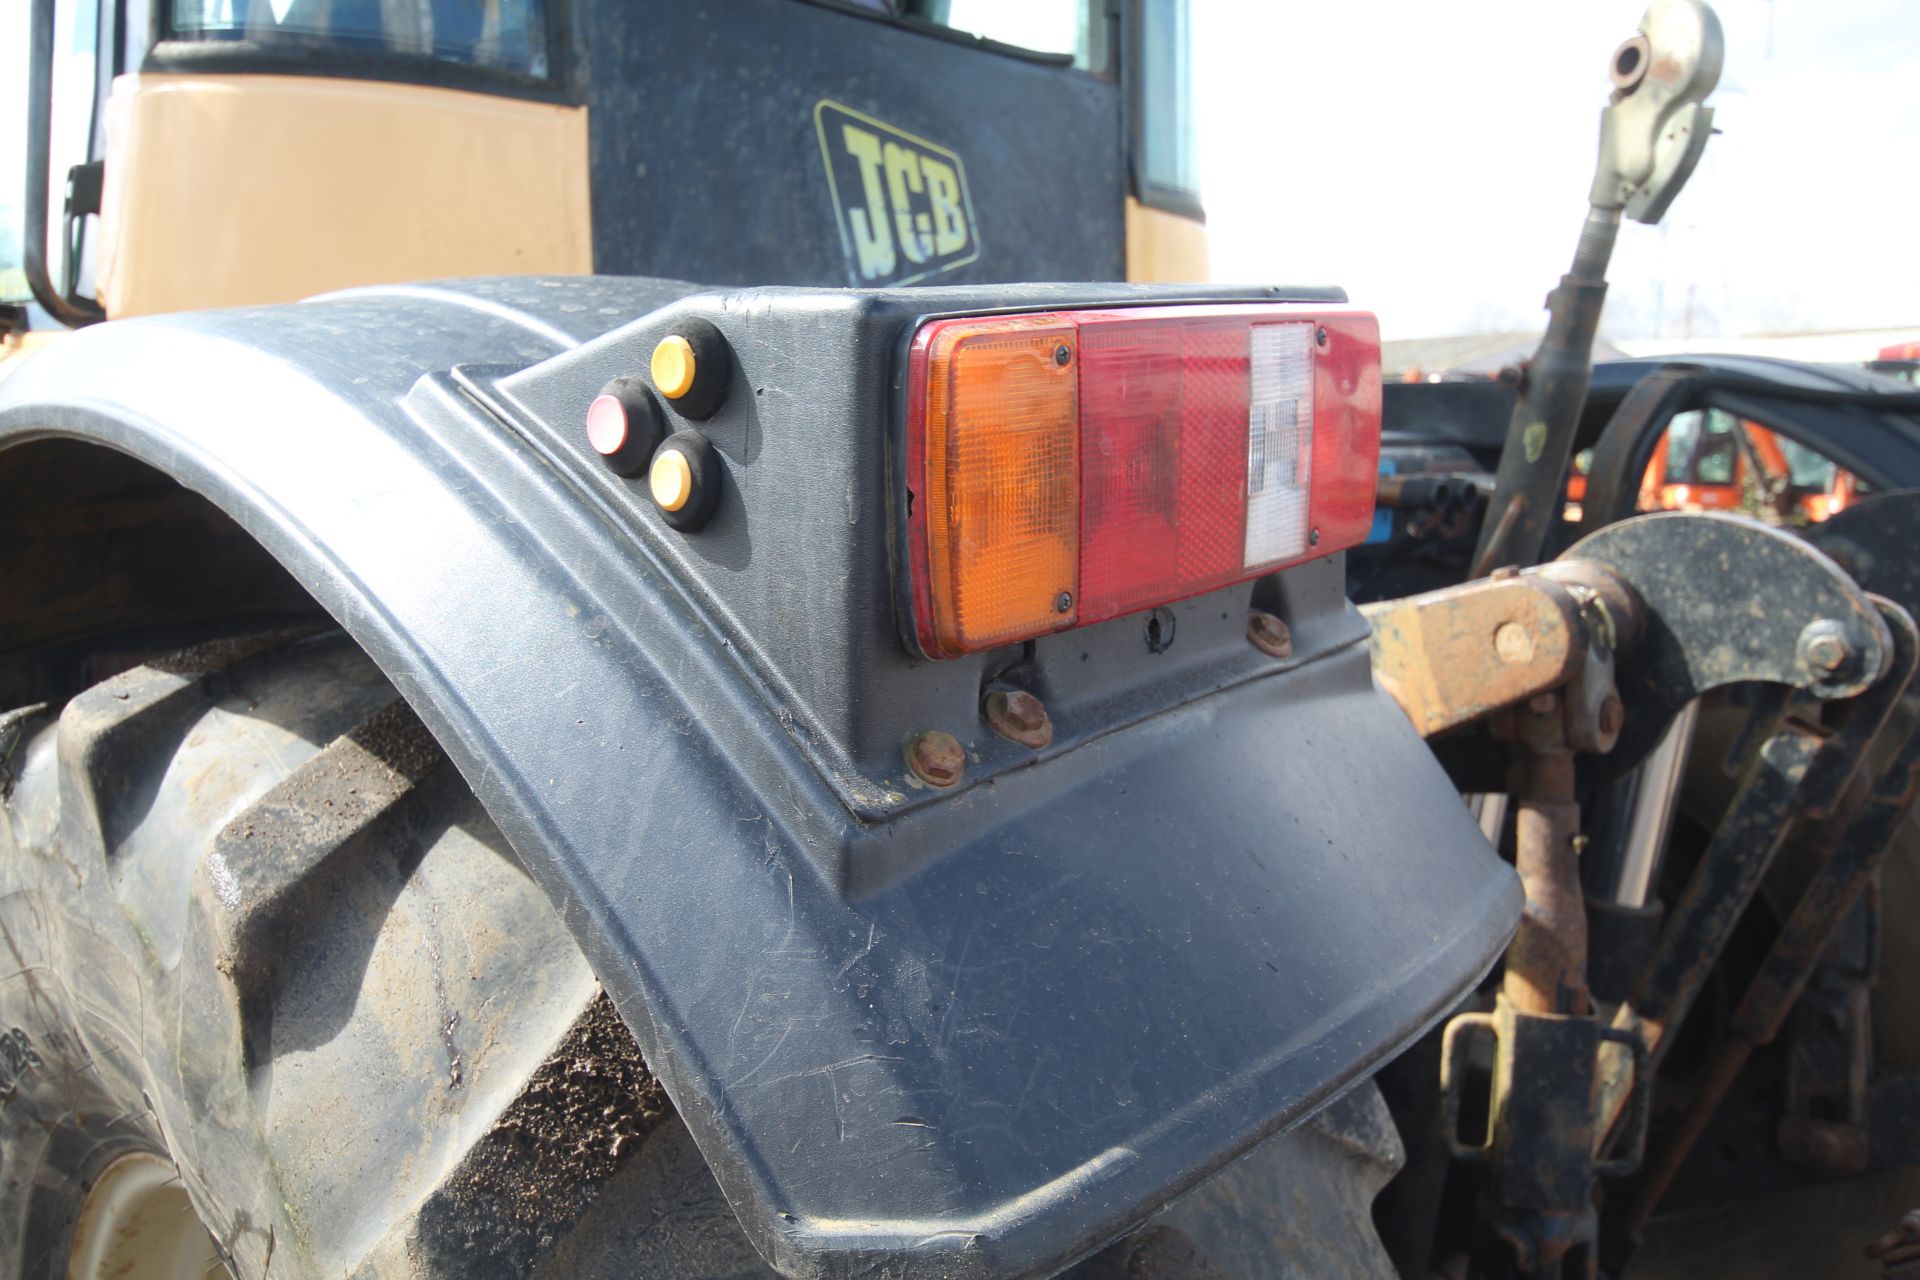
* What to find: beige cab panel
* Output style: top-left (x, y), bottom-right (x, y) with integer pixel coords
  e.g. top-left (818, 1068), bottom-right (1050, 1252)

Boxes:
top-left (98, 74), bottom-right (592, 318)
top-left (1124, 195), bottom-right (1209, 284)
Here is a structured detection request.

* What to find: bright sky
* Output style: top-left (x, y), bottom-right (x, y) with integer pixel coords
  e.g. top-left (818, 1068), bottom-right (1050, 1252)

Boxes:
top-left (1194, 0), bottom-right (1920, 342)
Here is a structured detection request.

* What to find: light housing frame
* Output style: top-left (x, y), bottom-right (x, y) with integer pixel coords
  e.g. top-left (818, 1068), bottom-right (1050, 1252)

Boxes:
top-left (899, 302), bottom-right (1382, 660)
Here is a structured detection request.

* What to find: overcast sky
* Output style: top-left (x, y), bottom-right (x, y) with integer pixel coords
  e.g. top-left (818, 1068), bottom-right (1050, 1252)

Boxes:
top-left (1194, 0), bottom-right (1920, 342)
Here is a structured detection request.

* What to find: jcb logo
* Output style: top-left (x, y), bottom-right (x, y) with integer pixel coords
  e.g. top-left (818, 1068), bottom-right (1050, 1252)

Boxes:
top-left (815, 100), bottom-right (980, 287)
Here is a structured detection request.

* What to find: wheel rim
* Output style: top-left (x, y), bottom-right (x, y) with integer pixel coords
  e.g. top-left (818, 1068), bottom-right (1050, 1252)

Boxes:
top-left (67, 1151), bottom-right (224, 1280)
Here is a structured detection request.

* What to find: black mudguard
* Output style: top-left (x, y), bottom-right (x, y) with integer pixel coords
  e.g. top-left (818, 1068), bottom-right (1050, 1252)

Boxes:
top-left (0, 277), bottom-right (1519, 1278)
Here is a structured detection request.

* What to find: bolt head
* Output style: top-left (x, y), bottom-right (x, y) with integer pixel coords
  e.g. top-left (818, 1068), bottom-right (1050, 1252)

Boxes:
top-left (905, 731), bottom-right (965, 787)
top-left (985, 690), bottom-right (1053, 749)
top-left (1247, 610), bottom-right (1293, 659)
top-left (1806, 633), bottom-right (1850, 673)
top-left (1494, 621), bottom-right (1535, 666)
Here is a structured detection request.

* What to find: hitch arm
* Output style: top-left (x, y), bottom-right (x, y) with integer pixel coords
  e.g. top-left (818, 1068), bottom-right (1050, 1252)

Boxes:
top-left (1373, 511), bottom-right (1892, 1278)
top-left (1471, 0), bottom-right (1724, 577)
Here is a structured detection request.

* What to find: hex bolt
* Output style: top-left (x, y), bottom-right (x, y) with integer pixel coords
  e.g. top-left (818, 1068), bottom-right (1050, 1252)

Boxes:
top-left (1490, 565), bottom-right (1521, 581)
top-left (1248, 610), bottom-right (1293, 659)
top-left (905, 730), bottom-right (965, 788)
top-left (1598, 692), bottom-right (1625, 737)
top-left (1494, 621), bottom-right (1535, 666)
top-left (1806, 633), bottom-right (1851, 674)
top-left (1798, 619), bottom-right (1858, 682)
top-left (984, 690), bottom-right (1053, 749)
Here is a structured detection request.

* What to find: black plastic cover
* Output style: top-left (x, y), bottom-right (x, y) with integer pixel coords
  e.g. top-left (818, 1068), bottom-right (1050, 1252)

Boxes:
top-left (0, 276), bottom-right (1519, 1278)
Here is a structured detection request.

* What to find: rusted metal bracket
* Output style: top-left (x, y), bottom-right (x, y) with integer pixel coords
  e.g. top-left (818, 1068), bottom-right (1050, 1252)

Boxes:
top-left (1377, 508), bottom-right (1894, 1278)
top-left (1591, 496), bottom-right (1920, 1261)
top-left (1566, 512), bottom-right (1892, 783)
top-left (1589, 678), bottom-right (1905, 1194)
top-left (1592, 593), bottom-right (1917, 1142)
top-left (1402, 513), bottom-right (1895, 794)
top-left (1364, 572), bottom-right (1589, 740)
top-left (1591, 596), bottom-right (1920, 1268)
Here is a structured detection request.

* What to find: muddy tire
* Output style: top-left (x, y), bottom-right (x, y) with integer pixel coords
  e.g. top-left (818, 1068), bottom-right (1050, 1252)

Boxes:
top-left (0, 631), bottom-right (769, 1278)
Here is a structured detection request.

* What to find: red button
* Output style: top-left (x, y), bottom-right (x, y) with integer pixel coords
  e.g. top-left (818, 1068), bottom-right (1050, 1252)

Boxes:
top-left (585, 378), bottom-right (665, 478)
top-left (587, 393), bottom-right (629, 456)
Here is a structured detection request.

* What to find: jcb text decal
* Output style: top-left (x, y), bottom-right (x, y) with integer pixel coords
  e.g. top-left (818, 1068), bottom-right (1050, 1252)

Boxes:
top-left (815, 100), bottom-right (980, 287)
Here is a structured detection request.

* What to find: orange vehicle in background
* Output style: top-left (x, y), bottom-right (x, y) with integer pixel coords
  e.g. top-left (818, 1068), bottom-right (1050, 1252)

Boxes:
top-left (1567, 408), bottom-right (1859, 524)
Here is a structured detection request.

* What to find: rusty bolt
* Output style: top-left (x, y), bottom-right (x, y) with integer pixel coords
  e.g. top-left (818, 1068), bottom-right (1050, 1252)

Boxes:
top-left (1806, 632), bottom-right (1852, 675)
top-left (1490, 565), bottom-right (1520, 581)
top-left (905, 730), bottom-right (965, 788)
top-left (1528, 692), bottom-right (1559, 715)
top-left (1248, 610), bottom-right (1293, 659)
top-left (1493, 621), bottom-right (1535, 665)
top-left (984, 690), bottom-right (1053, 749)
top-left (1598, 692), bottom-right (1625, 737)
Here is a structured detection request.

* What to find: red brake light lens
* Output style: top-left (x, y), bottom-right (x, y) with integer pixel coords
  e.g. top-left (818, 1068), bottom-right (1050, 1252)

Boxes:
top-left (906, 304), bottom-right (1380, 659)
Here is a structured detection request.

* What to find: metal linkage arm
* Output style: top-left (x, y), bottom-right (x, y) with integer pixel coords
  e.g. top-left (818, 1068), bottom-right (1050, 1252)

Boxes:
top-left (1379, 509), bottom-right (1891, 1279)
top-left (1472, 0), bottom-right (1723, 577)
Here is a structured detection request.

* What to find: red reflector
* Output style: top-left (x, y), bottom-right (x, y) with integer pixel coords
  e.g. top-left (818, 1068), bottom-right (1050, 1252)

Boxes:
top-left (906, 304), bottom-right (1381, 659)
top-left (1080, 314), bottom-right (1257, 624)
top-left (1309, 317), bottom-right (1384, 557)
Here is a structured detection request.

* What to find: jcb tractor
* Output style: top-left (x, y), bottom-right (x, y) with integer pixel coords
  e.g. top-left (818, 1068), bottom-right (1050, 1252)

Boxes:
top-left (6, 2), bottom-right (1920, 1278)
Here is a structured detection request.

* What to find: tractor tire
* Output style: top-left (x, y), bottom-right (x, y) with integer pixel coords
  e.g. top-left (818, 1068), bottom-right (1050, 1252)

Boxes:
top-left (0, 630), bottom-right (771, 1279)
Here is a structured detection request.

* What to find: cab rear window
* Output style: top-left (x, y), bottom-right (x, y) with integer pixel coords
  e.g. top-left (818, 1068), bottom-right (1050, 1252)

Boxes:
top-left (170, 0), bottom-right (550, 77)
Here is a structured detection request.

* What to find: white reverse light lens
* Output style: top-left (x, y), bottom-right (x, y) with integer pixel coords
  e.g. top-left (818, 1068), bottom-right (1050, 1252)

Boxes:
top-left (1243, 323), bottom-right (1316, 568)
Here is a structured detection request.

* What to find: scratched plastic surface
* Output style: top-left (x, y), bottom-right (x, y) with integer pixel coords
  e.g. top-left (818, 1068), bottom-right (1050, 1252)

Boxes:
top-left (0, 275), bottom-right (1519, 1278)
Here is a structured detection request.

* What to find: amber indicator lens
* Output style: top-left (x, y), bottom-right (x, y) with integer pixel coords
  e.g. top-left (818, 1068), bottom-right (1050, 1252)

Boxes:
top-left (905, 304), bottom-right (1380, 659)
top-left (909, 316), bottom-right (1080, 657)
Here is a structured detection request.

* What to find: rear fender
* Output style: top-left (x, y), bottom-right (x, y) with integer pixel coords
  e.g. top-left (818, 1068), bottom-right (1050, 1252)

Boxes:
top-left (0, 276), bottom-right (1519, 1278)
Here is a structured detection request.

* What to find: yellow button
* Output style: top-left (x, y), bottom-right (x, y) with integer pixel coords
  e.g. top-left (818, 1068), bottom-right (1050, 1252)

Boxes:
top-left (651, 334), bottom-right (697, 400)
top-left (650, 449), bottom-right (694, 512)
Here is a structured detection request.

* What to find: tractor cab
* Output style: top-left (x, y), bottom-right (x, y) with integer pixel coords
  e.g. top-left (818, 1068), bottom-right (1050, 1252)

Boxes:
top-left (5, 0), bottom-right (1205, 333)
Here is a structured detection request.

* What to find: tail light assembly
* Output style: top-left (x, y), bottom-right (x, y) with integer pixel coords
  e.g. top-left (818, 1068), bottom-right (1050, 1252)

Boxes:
top-left (904, 304), bottom-right (1382, 659)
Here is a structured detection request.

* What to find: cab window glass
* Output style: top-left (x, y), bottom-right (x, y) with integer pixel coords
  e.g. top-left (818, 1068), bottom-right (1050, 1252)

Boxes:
top-left (909, 0), bottom-right (1094, 67)
top-left (171, 0), bottom-right (550, 76)
top-left (1662, 411), bottom-right (1702, 482)
top-left (1135, 0), bottom-right (1198, 204)
top-left (1693, 414), bottom-right (1737, 485)
top-left (1778, 436), bottom-right (1836, 489)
